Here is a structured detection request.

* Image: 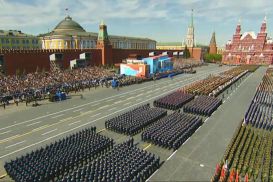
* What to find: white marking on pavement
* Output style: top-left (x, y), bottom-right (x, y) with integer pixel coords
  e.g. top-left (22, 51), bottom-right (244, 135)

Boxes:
top-left (73, 108), bottom-right (83, 112)
top-left (167, 150), bottom-right (177, 161)
top-left (123, 102), bottom-right (131, 106)
top-left (0, 68), bottom-right (231, 159)
top-left (97, 105), bottom-right (110, 110)
top-left (135, 93), bottom-right (144, 97)
top-left (146, 169), bottom-right (159, 182)
top-left (0, 67), bottom-right (228, 132)
top-left (204, 118), bottom-right (209, 123)
top-left (0, 130), bottom-right (11, 135)
top-left (114, 100), bottom-right (123, 104)
top-left (126, 96), bottom-right (135, 100)
top-left (200, 164), bottom-right (205, 167)
top-left (5, 140), bottom-right (26, 149)
top-left (26, 121), bottom-right (42, 127)
top-left (108, 107), bottom-right (117, 111)
top-left (41, 129), bottom-right (58, 136)
top-left (107, 98), bottom-right (115, 102)
top-left (68, 120), bottom-right (82, 126)
top-left (183, 138), bottom-right (190, 145)
top-left (90, 113), bottom-right (101, 118)
top-left (92, 103), bottom-right (100, 106)
top-left (51, 114), bottom-right (64, 119)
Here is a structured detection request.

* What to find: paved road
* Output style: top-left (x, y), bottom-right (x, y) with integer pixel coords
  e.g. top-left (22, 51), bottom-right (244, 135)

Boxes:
top-left (0, 64), bottom-right (235, 181)
top-left (149, 66), bottom-right (267, 181)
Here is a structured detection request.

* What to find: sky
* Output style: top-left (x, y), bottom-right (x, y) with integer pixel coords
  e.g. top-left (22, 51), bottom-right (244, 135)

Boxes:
top-left (0, 0), bottom-right (272, 47)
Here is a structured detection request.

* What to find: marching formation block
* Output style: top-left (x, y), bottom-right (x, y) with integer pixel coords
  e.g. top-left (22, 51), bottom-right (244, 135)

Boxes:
top-left (58, 139), bottom-right (160, 182)
top-left (183, 95), bottom-right (222, 116)
top-left (182, 66), bottom-right (251, 96)
top-left (4, 127), bottom-right (114, 182)
top-left (153, 91), bottom-right (194, 110)
top-left (105, 104), bottom-right (167, 135)
top-left (142, 112), bottom-right (202, 150)
top-left (244, 69), bottom-right (273, 130)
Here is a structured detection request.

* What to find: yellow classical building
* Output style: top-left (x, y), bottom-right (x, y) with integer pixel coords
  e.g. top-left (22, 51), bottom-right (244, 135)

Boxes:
top-left (156, 42), bottom-right (184, 50)
top-left (39, 16), bottom-right (156, 50)
top-left (0, 30), bottom-right (41, 49)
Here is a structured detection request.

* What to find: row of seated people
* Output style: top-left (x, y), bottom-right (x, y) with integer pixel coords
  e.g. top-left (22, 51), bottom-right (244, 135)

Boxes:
top-left (4, 127), bottom-right (114, 182)
top-left (105, 104), bottom-right (167, 135)
top-left (58, 139), bottom-right (160, 182)
top-left (183, 95), bottom-right (222, 116)
top-left (153, 91), bottom-right (194, 110)
top-left (142, 112), bottom-right (202, 150)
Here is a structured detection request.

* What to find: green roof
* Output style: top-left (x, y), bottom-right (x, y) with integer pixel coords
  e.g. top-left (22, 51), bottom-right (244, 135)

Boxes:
top-left (38, 16), bottom-right (156, 42)
top-left (0, 30), bottom-right (36, 37)
top-left (157, 42), bottom-right (182, 46)
top-left (54, 16), bottom-right (85, 33)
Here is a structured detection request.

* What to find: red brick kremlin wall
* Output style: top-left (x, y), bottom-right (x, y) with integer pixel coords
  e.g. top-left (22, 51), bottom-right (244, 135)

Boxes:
top-left (112, 48), bottom-right (202, 64)
top-left (0, 47), bottom-right (201, 75)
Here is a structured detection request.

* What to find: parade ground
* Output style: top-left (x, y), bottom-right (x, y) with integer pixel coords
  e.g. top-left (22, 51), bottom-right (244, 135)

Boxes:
top-left (0, 64), bottom-right (267, 181)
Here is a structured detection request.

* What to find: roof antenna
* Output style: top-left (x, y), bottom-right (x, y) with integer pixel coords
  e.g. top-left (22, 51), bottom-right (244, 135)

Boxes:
top-left (65, 8), bottom-right (69, 17)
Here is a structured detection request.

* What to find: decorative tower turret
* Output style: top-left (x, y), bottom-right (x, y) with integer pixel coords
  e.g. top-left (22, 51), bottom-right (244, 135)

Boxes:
top-left (260, 16), bottom-right (267, 33)
top-left (97, 21), bottom-right (113, 65)
top-left (97, 20), bottom-right (110, 46)
top-left (235, 19), bottom-right (241, 35)
top-left (233, 19), bottom-right (242, 43)
top-left (209, 32), bottom-right (217, 54)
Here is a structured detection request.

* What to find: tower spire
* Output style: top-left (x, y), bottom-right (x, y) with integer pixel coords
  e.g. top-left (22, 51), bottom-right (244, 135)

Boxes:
top-left (209, 31), bottom-right (217, 54)
top-left (260, 16), bottom-right (267, 33)
top-left (184, 9), bottom-right (195, 48)
top-left (191, 9), bottom-right (194, 27)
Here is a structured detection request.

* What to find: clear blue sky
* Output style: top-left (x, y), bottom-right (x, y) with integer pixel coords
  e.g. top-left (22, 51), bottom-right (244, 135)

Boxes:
top-left (0, 0), bottom-right (272, 47)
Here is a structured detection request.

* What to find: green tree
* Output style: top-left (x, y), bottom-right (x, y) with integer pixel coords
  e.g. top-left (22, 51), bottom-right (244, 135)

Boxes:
top-left (15, 68), bottom-right (20, 76)
top-left (204, 53), bottom-right (222, 63)
top-left (183, 45), bottom-right (191, 59)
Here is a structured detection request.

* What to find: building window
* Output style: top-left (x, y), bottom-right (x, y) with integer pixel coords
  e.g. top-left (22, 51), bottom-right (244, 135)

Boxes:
top-left (12, 39), bottom-right (15, 44)
top-left (26, 40), bottom-right (29, 44)
top-left (16, 40), bottom-right (19, 44)
top-left (22, 40), bottom-right (25, 44)
top-left (6, 39), bottom-right (9, 44)
top-left (1, 38), bottom-right (4, 44)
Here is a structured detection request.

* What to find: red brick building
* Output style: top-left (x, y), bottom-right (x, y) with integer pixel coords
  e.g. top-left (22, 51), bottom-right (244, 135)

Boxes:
top-left (0, 22), bottom-right (202, 75)
top-left (222, 17), bottom-right (273, 65)
top-left (209, 32), bottom-right (217, 54)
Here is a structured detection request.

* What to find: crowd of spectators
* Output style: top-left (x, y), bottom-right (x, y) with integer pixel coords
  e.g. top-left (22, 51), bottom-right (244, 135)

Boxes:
top-left (0, 66), bottom-right (117, 107)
